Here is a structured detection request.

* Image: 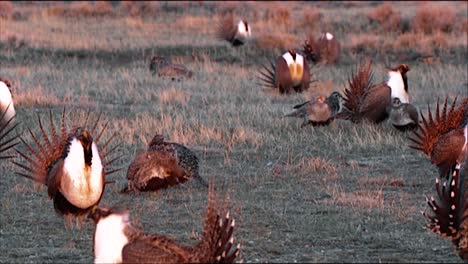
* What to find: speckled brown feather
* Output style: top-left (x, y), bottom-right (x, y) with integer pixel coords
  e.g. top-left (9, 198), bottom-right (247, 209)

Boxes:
top-left (217, 14), bottom-right (240, 46)
top-left (303, 33), bottom-right (340, 65)
top-left (0, 103), bottom-right (19, 159)
top-left (388, 99), bottom-right (419, 131)
top-left (149, 56), bottom-right (193, 80)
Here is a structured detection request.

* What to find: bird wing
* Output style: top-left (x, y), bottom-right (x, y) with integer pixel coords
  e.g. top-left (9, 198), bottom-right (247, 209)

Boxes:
top-left (298, 58), bottom-right (311, 93)
top-left (431, 128), bottom-right (465, 177)
top-left (275, 57), bottom-right (293, 94)
top-left (122, 235), bottom-right (191, 263)
top-left (46, 159), bottom-right (64, 199)
top-left (358, 83), bottom-right (391, 123)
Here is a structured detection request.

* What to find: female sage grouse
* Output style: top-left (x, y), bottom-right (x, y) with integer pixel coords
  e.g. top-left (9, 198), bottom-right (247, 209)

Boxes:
top-left (423, 125), bottom-right (467, 260)
top-left (409, 96), bottom-right (468, 178)
top-left (90, 182), bottom-right (240, 263)
top-left (0, 78), bottom-right (16, 127)
top-left (338, 60), bottom-right (410, 124)
top-left (303, 32), bottom-right (341, 65)
top-left (258, 49), bottom-right (311, 94)
top-left (12, 109), bottom-right (121, 228)
top-left (149, 56), bottom-right (193, 81)
top-left (285, 91), bottom-right (343, 127)
top-left (0, 102), bottom-right (19, 159)
top-left (217, 14), bottom-right (251, 47)
top-left (121, 134), bottom-right (206, 192)
top-left (387, 97), bottom-right (419, 131)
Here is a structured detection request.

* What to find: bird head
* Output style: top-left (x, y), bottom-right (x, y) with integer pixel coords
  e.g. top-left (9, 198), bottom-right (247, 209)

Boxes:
top-left (76, 128), bottom-right (93, 156)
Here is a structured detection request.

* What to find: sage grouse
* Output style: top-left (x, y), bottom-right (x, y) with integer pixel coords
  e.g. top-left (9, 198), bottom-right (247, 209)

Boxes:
top-left (409, 96), bottom-right (468, 178)
top-left (90, 182), bottom-right (240, 263)
top-left (0, 102), bottom-right (19, 159)
top-left (423, 125), bottom-right (467, 260)
top-left (12, 109), bottom-right (121, 228)
top-left (149, 56), bottom-right (193, 81)
top-left (121, 134), bottom-right (206, 192)
top-left (258, 49), bottom-right (311, 94)
top-left (285, 91), bottom-right (343, 127)
top-left (217, 14), bottom-right (251, 47)
top-left (338, 60), bottom-right (410, 124)
top-left (387, 97), bottom-right (419, 131)
top-left (0, 78), bottom-right (16, 127)
top-left (303, 32), bottom-right (341, 65)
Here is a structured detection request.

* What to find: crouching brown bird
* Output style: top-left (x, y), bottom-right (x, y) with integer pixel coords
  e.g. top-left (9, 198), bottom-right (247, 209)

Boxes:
top-left (0, 103), bottom-right (19, 159)
top-left (149, 56), bottom-right (193, 81)
top-left (409, 96), bottom-right (467, 178)
top-left (217, 14), bottom-right (251, 47)
top-left (90, 182), bottom-right (240, 263)
top-left (12, 109), bottom-right (121, 228)
top-left (338, 60), bottom-right (411, 124)
top-left (303, 32), bottom-right (341, 65)
top-left (285, 91), bottom-right (343, 127)
top-left (121, 134), bottom-right (207, 193)
top-left (258, 49), bottom-right (311, 94)
top-left (387, 97), bottom-right (419, 131)
top-left (423, 125), bottom-right (467, 260)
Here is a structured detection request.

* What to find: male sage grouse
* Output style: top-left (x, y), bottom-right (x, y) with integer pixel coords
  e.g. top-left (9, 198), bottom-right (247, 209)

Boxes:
top-left (285, 91), bottom-right (343, 127)
top-left (387, 97), bottom-right (419, 131)
top-left (423, 125), bottom-right (467, 260)
top-left (149, 56), bottom-right (193, 81)
top-left (409, 96), bottom-right (468, 178)
top-left (0, 103), bottom-right (19, 159)
top-left (338, 60), bottom-right (410, 124)
top-left (303, 32), bottom-right (341, 65)
top-left (121, 134), bottom-right (206, 192)
top-left (12, 109), bottom-right (121, 228)
top-left (258, 49), bottom-right (311, 94)
top-left (0, 78), bottom-right (16, 127)
top-left (90, 182), bottom-right (240, 263)
top-left (217, 14), bottom-right (251, 47)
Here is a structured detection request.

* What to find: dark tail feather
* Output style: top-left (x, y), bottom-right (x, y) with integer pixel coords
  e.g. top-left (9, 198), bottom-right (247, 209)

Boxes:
top-left (257, 61), bottom-right (276, 89)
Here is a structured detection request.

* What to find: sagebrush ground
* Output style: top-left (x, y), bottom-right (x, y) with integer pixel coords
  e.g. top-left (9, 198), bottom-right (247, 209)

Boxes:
top-left (0, 1), bottom-right (467, 263)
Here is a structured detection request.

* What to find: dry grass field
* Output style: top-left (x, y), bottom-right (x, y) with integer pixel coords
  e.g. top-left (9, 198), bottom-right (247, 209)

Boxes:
top-left (0, 1), bottom-right (467, 263)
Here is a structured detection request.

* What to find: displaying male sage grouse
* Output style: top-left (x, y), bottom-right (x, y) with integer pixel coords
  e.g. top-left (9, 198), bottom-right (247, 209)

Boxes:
top-left (303, 32), bottom-right (341, 65)
top-left (0, 78), bottom-right (16, 127)
top-left (338, 60), bottom-right (410, 124)
top-left (149, 56), bottom-right (193, 81)
top-left (0, 103), bottom-right (19, 159)
top-left (12, 109), bottom-right (121, 228)
top-left (90, 182), bottom-right (240, 263)
top-left (285, 91), bottom-right (343, 127)
top-left (258, 49), bottom-right (311, 94)
top-left (387, 97), bottom-right (419, 131)
top-left (217, 14), bottom-right (251, 47)
top-left (423, 125), bottom-right (467, 260)
top-left (121, 134), bottom-right (206, 192)
top-left (409, 96), bottom-right (468, 178)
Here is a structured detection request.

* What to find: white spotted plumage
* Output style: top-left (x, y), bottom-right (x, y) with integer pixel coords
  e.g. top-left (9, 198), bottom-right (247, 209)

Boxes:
top-left (94, 213), bottom-right (130, 264)
top-left (61, 138), bottom-right (103, 209)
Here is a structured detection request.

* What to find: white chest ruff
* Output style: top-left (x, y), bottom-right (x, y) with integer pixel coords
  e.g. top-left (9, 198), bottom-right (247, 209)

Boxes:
top-left (387, 71), bottom-right (409, 103)
top-left (325, 32), bottom-right (334, 40)
top-left (235, 20), bottom-right (251, 42)
top-left (94, 214), bottom-right (129, 264)
top-left (0, 82), bottom-right (15, 125)
top-left (282, 52), bottom-right (304, 85)
top-left (60, 139), bottom-right (104, 209)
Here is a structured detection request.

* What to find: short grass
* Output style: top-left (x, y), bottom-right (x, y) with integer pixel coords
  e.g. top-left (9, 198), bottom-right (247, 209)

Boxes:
top-left (0, 1), bottom-right (467, 263)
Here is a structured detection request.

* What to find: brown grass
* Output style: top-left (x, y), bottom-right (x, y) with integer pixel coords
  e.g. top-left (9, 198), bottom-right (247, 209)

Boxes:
top-left (0, 1), bottom-right (14, 19)
top-left (412, 4), bottom-right (457, 34)
top-left (367, 3), bottom-right (402, 33)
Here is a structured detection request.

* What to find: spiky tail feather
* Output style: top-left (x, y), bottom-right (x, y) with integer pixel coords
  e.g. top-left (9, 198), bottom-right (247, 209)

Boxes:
top-left (196, 181), bottom-right (240, 263)
top-left (256, 60), bottom-right (276, 89)
top-left (409, 96), bottom-right (466, 157)
top-left (0, 103), bottom-right (19, 159)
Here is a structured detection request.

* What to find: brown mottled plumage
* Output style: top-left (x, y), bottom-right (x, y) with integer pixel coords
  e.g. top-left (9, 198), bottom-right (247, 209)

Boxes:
top-left (91, 182), bottom-right (240, 263)
top-left (285, 91), bottom-right (343, 127)
top-left (258, 50), bottom-right (311, 94)
top-left (409, 97), bottom-right (467, 178)
top-left (423, 127), bottom-right (467, 260)
top-left (217, 14), bottom-right (251, 47)
top-left (0, 103), bottom-right (19, 159)
top-left (149, 56), bottom-right (193, 81)
top-left (303, 32), bottom-right (341, 65)
top-left (122, 134), bottom-right (206, 192)
top-left (387, 97), bottom-right (419, 131)
top-left (338, 60), bottom-right (392, 124)
top-left (12, 109), bottom-right (121, 228)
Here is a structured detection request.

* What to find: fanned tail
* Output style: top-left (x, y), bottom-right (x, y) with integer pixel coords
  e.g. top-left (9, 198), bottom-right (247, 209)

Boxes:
top-left (256, 60), bottom-right (276, 89)
top-left (340, 60), bottom-right (374, 122)
top-left (0, 103), bottom-right (19, 159)
top-left (196, 181), bottom-right (240, 263)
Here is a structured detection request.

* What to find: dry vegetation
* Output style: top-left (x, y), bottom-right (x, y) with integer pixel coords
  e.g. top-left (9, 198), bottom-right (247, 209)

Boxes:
top-left (0, 1), bottom-right (467, 263)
